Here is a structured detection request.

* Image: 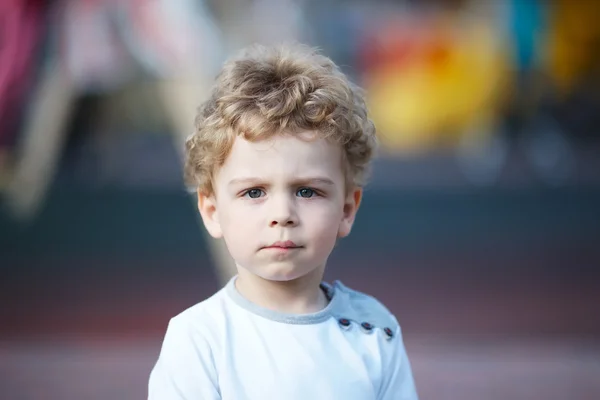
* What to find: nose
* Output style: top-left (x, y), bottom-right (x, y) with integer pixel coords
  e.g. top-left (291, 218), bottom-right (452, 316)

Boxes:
top-left (269, 194), bottom-right (298, 228)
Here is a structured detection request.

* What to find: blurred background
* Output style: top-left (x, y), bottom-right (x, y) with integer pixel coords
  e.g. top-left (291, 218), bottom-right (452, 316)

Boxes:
top-left (1, 0), bottom-right (600, 398)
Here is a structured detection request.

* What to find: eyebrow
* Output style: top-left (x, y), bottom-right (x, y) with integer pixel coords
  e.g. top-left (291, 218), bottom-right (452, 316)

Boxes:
top-left (228, 177), bottom-right (336, 187)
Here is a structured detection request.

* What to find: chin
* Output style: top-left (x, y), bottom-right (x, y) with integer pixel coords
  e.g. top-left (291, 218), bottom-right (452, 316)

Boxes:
top-left (255, 262), bottom-right (316, 282)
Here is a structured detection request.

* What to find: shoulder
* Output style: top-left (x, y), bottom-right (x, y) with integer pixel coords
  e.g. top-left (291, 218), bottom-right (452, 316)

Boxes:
top-left (164, 286), bottom-right (229, 343)
top-left (331, 281), bottom-right (400, 336)
top-left (150, 291), bottom-right (224, 399)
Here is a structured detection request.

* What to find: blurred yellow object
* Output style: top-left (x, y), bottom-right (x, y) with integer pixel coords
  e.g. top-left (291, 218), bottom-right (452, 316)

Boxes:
top-left (365, 18), bottom-right (510, 154)
top-left (545, 0), bottom-right (600, 95)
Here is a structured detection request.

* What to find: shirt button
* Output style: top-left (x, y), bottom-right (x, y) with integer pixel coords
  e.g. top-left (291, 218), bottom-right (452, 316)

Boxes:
top-left (338, 318), bottom-right (352, 330)
top-left (383, 327), bottom-right (394, 340)
top-left (360, 322), bottom-right (374, 334)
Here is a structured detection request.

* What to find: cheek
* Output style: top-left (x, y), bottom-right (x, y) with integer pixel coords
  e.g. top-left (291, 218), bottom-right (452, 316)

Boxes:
top-left (220, 199), bottom-right (259, 223)
top-left (219, 201), bottom-right (262, 243)
top-left (302, 202), bottom-right (344, 238)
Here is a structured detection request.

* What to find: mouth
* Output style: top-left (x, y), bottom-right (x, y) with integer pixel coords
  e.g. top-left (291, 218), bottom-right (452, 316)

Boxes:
top-left (262, 240), bottom-right (303, 250)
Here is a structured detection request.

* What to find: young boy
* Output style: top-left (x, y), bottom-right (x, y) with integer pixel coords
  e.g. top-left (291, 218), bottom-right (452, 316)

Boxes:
top-left (148, 43), bottom-right (419, 400)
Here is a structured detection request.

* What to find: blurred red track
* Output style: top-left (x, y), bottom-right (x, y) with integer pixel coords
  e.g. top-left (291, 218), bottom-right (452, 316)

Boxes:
top-left (1, 337), bottom-right (599, 399)
top-left (2, 256), bottom-right (599, 338)
top-left (1, 256), bottom-right (599, 398)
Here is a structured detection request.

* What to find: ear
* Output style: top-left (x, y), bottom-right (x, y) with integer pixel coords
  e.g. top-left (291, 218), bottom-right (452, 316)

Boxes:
top-left (197, 189), bottom-right (223, 238)
top-left (338, 187), bottom-right (362, 238)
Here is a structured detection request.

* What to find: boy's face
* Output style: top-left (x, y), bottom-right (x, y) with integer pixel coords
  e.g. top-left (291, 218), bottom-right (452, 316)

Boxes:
top-left (198, 132), bottom-right (362, 282)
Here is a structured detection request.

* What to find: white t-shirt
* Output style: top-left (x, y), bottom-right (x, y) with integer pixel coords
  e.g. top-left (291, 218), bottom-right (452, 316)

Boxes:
top-left (148, 277), bottom-right (419, 399)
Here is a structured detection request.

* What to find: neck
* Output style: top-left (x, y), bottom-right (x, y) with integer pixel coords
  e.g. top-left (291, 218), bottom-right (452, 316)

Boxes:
top-left (234, 266), bottom-right (328, 314)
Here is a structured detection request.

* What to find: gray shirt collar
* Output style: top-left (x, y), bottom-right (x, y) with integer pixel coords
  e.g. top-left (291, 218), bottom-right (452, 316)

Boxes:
top-left (225, 276), bottom-right (343, 325)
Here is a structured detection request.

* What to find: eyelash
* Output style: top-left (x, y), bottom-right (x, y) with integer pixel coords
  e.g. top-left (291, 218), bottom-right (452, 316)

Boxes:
top-left (242, 188), bottom-right (265, 199)
top-left (241, 187), bottom-right (322, 199)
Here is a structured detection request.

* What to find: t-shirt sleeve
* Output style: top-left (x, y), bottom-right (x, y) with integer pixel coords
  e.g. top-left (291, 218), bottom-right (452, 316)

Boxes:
top-left (377, 318), bottom-right (419, 400)
top-left (148, 317), bottom-right (221, 400)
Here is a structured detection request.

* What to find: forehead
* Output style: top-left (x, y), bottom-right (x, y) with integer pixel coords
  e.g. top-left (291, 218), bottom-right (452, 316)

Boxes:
top-left (217, 133), bottom-right (344, 182)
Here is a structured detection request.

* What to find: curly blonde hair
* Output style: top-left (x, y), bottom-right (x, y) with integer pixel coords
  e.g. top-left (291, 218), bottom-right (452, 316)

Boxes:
top-left (184, 43), bottom-right (377, 195)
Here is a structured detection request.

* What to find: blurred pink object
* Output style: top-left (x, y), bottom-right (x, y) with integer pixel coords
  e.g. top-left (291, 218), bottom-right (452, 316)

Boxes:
top-left (59, 0), bottom-right (222, 93)
top-left (0, 0), bottom-right (46, 147)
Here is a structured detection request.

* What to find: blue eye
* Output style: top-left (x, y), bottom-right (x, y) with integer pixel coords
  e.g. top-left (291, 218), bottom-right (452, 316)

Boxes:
top-left (296, 187), bottom-right (315, 198)
top-left (245, 188), bottom-right (264, 199)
